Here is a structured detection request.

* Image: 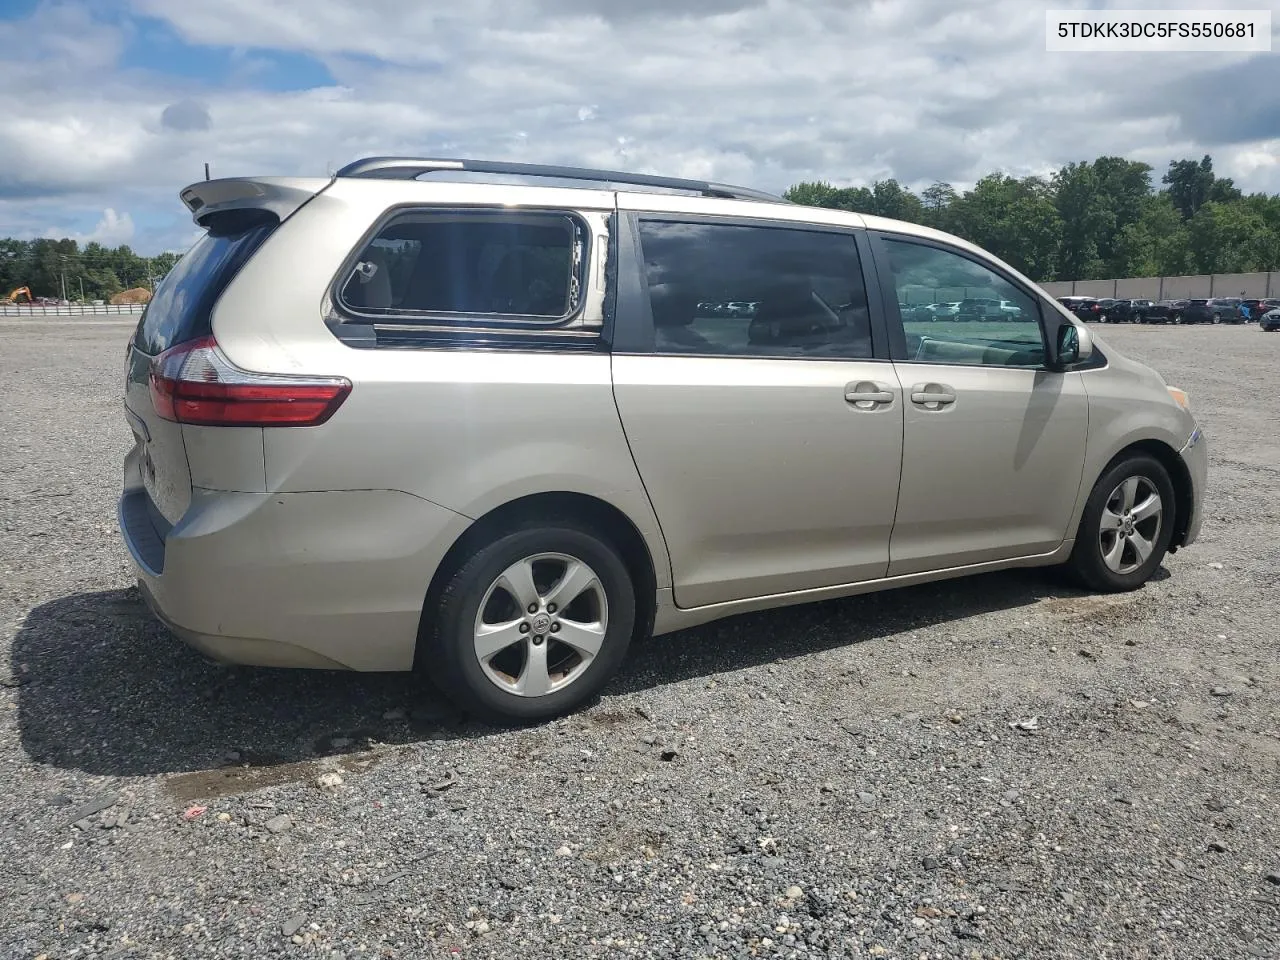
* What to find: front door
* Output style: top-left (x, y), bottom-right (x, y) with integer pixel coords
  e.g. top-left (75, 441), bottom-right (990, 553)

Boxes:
top-left (872, 234), bottom-right (1089, 576)
top-left (611, 214), bottom-right (905, 608)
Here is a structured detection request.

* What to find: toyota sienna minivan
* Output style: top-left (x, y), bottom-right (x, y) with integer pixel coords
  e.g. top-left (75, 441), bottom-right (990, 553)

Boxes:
top-left (119, 157), bottom-right (1207, 722)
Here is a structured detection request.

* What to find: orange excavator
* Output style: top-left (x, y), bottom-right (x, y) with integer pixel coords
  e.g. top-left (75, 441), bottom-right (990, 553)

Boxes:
top-left (2, 286), bottom-right (34, 304)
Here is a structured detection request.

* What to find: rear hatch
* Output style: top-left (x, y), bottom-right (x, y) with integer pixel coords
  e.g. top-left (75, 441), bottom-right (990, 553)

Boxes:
top-left (122, 176), bottom-right (331, 541)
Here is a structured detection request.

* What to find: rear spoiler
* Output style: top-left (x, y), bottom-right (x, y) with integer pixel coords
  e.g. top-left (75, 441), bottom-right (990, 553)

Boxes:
top-left (178, 176), bottom-right (335, 228)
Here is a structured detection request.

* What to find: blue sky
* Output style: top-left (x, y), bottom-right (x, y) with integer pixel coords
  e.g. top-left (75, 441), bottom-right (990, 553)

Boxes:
top-left (1, 0), bottom-right (1278, 254)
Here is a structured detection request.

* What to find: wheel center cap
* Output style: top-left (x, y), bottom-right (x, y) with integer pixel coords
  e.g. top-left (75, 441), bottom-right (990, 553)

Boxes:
top-left (1122, 517), bottom-right (1135, 535)
top-left (531, 613), bottom-right (552, 634)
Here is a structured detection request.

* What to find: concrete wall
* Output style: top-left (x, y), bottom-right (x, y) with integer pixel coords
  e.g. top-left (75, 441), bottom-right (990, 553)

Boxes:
top-left (1038, 271), bottom-right (1279, 300)
top-left (1115, 277), bottom-right (1162, 299)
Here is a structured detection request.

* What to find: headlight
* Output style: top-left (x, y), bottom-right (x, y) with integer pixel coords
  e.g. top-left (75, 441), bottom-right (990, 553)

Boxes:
top-left (1167, 386), bottom-right (1191, 412)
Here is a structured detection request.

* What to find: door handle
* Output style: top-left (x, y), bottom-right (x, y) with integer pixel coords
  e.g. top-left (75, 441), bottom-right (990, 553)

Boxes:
top-left (844, 381), bottom-right (896, 408)
top-left (909, 383), bottom-right (957, 408)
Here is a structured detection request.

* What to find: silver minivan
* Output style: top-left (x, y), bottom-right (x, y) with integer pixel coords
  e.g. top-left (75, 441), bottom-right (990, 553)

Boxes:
top-left (118, 157), bottom-right (1207, 722)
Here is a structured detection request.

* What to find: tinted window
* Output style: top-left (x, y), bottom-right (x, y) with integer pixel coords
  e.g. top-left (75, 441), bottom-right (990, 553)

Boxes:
top-left (636, 220), bottom-right (872, 359)
top-left (134, 215), bottom-right (276, 356)
top-left (340, 211), bottom-right (585, 322)
top-left (883, 239), bottom-right (1044, 368)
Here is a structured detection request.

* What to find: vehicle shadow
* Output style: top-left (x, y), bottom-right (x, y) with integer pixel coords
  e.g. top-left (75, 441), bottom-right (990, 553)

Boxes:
top-left (11, 569), bottom-right (1127, 780)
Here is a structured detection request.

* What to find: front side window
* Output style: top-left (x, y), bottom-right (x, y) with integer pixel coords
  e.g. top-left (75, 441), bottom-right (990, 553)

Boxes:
top-left (883, 238), bottom-right (1045, 368)
top-left (339, 210), bottom-right (587, 324)
top-left (636, 220), bottom-right (872, 359)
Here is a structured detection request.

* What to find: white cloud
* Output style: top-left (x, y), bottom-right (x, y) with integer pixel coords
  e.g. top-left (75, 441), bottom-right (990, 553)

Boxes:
top-left (0, 0), bottom-right (1277, 252)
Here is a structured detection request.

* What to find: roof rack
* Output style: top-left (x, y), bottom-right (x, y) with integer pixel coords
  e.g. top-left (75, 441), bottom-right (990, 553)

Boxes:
top-left (334, 156), bottom-right (788, 204)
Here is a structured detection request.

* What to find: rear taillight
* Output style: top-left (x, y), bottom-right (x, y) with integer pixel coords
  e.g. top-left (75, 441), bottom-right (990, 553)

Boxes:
top-left (149, 336), bottom-right (351, 427)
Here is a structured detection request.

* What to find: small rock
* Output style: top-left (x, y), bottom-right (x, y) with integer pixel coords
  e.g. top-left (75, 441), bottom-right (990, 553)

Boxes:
top-left (1125, 639), bottom-right (1138, 646)
top-left (1208, 840), bottom-right (1228, 853)
top-left (1208, 562), bottom-right (1224, 570)
top-left (473, 918), bottom-right (491, 935)
top-left (316, 772), bottom-right (344, 790)
top-left (282, 914), bottom-right (307, 937)
top-left (217, 813), bottom-right (232, 823)
top-left (265, 815), bottom-right (293, 834)
top-left (857, 792), bottom-right (876, 805)
top-left (1210, 687), bottom-right (1232, 698)
top-left (1058, 890), bottom-right (1076, 907)
top-left (1170, 858), bottom-right (1186, 872)
top-left (1002, 790), bottom-right (1020, 803)
top-left (422, 770), bottom-right (459, 795)
top-left (820, 783), bottom-right (835, 794)
top-left (659, 749), bottom-right (678, 762)
top-left (785, 885), bottom-right (803, 900)
top-left (1009, 717), bottom-right (1040, 732)
top-left (921, 857), bottom-right (940, 871)
top-left (555, 845), bottom-right (573, 857)
top-left (62, 792), bottom-right (119, 827)
top-left (1266, 872), bottom-right (1280, 886)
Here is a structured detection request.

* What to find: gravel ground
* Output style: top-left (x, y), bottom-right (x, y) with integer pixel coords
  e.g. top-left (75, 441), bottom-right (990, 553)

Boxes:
top-left (2, 319), bottom-right (1279, 960)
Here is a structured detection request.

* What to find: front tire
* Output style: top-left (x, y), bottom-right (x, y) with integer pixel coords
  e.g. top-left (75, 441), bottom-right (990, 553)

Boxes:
top-left (1065, 455), bottom-right (1176, 593)
top-left (423, 522), bottom-right (637, 723)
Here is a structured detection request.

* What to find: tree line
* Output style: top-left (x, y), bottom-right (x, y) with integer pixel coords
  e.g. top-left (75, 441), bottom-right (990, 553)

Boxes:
top-left (0, 239), bottom-right (181, 302)
top-left (785, 154), bottom-right (1280, 283)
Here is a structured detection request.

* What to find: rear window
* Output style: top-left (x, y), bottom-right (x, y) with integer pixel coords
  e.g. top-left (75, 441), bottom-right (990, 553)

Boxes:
top-left (133, 212), bottom-right (277, 356)
top-left (337, 209), bottom-right (588, 325)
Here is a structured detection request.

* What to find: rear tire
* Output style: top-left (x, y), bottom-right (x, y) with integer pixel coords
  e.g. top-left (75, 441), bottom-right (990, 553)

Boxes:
top-left (1064, 454), bottom-right (1176, 593)
top-left (422, 521), bottom-right (636, 724)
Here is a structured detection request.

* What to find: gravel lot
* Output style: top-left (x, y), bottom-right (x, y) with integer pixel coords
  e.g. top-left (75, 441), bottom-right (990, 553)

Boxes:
top-left (2, 319), bottom-right (1279, 960)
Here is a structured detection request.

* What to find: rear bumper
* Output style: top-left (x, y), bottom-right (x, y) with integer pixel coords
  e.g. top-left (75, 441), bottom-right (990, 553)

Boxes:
top-left (1177, 425), bottom-right (1207, 548)
top-left (118, 482), bottom-right (471, 671)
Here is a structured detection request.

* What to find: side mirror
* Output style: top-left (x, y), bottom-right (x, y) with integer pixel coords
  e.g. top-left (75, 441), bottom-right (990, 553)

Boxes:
top-left (1052, 323), bottom-right (1092, 369)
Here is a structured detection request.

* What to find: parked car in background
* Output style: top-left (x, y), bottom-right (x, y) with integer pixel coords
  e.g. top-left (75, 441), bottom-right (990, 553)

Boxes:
top-left (929, 301), bottom-right (960, 320)
top-left (956, 297), bottom-right (1005, 322)
top-left (1261, 308), bottom-right (1280, 332)
top-left (1173, 299), bottom-right (1214, 324)
top-left (1106, 299), bottom-right (1155, 323)
top-left (115, 155), bottom-right (1205, 721)
top-left (1242, 298), bottom-right (1280, 321)
top-left (1140, 301), bottom-right (1175, 324)
top-left (1057, 296), bottom-right (1103, 321)
top-left (1206, 298), bottom-right (1245, 324)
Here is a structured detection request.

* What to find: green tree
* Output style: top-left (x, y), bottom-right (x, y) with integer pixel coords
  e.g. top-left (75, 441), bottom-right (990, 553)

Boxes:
top-left (920, 182), bottom-right (957, 229)
top-left (1053, 162), bottom-right (1114, 280)
top-left (947, 174), bottom-right (1061, 279)
top-left (1187, 201), bottom-right (1273, 273)
top-left (1162, 155), bottom-right (1216, 220)
top-left (1110, 195), bottom-right (1192, 278)
top-left (868, 179), bottom-right (924, 222)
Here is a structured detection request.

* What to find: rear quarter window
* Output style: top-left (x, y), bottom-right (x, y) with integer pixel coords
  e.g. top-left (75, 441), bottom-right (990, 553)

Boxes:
top-left (133, 212), bottom-right (277, 356)
top-left (336, 209), bottom-right (589, 326)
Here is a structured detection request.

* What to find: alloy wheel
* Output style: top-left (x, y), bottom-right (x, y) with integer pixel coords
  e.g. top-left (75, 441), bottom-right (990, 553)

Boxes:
top-left (472, 553), bottom-right (608, 697)
top-left (1098, 477), bottom-right (1163, 575)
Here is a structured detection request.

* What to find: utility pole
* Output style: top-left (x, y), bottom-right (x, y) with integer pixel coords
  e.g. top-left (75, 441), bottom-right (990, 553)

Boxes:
top-left (204, 162), bottom-right (211, 181)
top-left (59, 255), bottom-right (68, 303)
